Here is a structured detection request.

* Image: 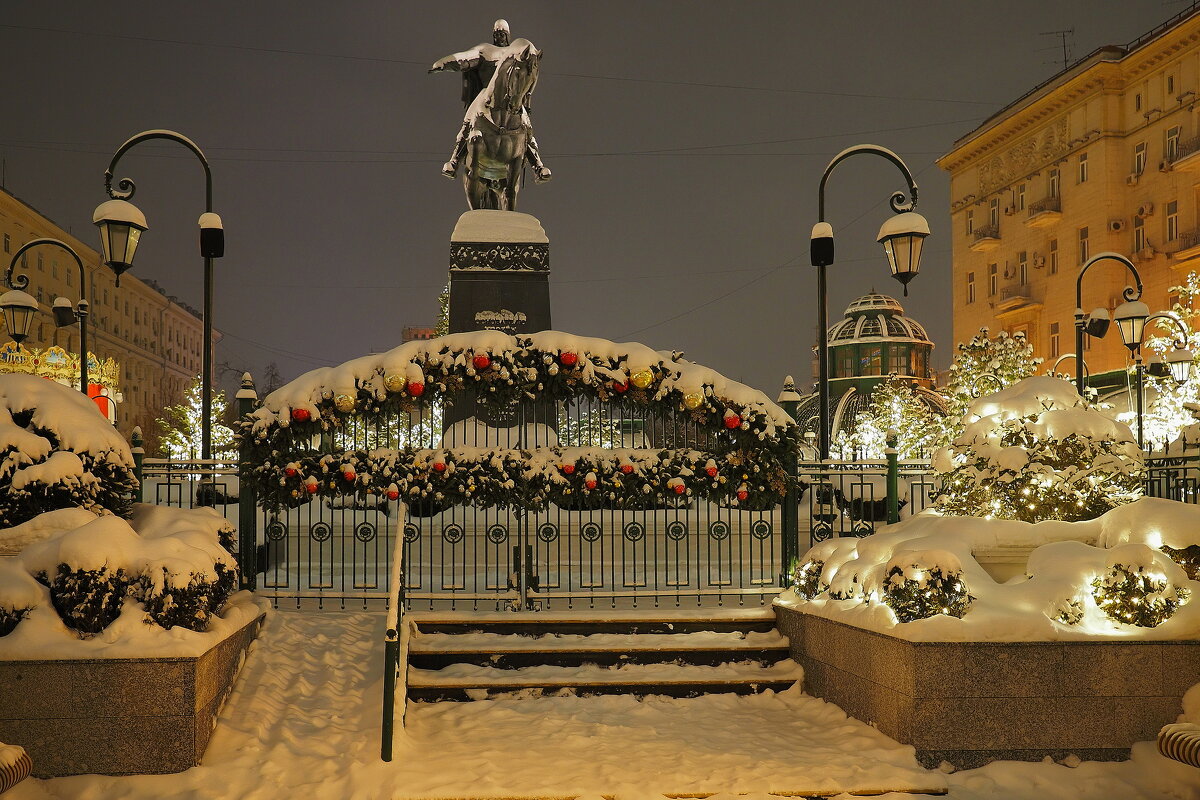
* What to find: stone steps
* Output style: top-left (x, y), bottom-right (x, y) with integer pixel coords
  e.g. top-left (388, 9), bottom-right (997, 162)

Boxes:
top-left (404, 609), bottom-right (799, 703)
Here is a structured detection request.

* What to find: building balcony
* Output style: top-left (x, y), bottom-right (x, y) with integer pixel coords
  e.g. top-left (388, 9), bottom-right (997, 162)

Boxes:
top-left (969, 224), bottom-right (1001, 252)
top-left (994, 283), bottom-right (1042, 317)
top-left (1168, 135), bottom-right (1200, 173)
top-left (1025, 196), bottom-right (1062, 229)
top-left (1170, 229), bottom-right (1200, 268)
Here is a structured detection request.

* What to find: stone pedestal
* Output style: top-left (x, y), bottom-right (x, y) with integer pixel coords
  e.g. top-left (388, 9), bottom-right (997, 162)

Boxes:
top-left (448, 210), bottom-right (551, 336)
top-left (446, 210), bottom-right (553, 429)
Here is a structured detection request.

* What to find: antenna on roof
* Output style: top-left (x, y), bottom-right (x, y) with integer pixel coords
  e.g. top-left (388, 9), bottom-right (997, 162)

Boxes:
top-left (1040, 29), bottom-right (1075, 72)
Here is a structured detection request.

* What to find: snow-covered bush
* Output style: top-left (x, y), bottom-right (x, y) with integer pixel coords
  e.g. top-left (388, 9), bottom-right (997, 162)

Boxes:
top-left (1091, 544), bottom-right (1191, 628)
top-left (1163, 545), bottom-right (1200, 581)
top-left (880, 551), bottom-right (973, 622)
top-left (0, 561), bottom-right (40, 636)
top-left (11, 507), bottom-right (240, 637)
top-left (793, 559), bottom-right (825, 600)
top-left (0, 374), bottom-right (137, 526)
top-left (933, 376), bottom-right (1142, 523)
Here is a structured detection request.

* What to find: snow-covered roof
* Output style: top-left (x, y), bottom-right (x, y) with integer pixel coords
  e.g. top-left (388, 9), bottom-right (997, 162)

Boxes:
top-left (828, 294), bottom-right (931, 346)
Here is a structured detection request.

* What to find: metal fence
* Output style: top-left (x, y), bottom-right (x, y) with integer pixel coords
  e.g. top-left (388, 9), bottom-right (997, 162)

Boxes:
top-left (797, 460), bottom-right (937, 545)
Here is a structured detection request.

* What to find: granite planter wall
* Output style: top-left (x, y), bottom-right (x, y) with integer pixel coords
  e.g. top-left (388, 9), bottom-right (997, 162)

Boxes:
top-left (775, 604), bottom-right (1200, 769)
top-left (0, 613), bottom-right (264, 778)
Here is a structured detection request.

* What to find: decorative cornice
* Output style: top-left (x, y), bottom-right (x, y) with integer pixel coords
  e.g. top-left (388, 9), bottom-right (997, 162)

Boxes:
top-left (450, 241), bottom-right (550, 271)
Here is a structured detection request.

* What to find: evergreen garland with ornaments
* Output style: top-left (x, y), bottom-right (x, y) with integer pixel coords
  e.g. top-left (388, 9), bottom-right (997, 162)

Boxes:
top-left (239, 332), bottom-right (799, 513)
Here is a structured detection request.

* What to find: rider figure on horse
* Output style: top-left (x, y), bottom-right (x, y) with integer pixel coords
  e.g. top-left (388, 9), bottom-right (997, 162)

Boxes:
top-left (430, 19), bottom-right (552, 186)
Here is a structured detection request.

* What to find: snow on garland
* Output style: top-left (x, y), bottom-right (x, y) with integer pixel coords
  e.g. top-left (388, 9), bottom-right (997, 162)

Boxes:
top-left (0, 374), bottom-right (138, 526)
top-left (240, 332), bottom-right (798, 512)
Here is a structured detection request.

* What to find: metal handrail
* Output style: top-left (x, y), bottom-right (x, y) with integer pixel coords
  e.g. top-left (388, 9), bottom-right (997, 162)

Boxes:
top-left (1028, 196), bottom-right (1061, 215)
top-left (973, 224), bottom-right (1001, 242)
top-left (381, 502), bottom-right (408, 762)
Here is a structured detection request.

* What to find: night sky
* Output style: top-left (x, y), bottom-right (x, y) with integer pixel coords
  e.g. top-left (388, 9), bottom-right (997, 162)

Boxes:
top-left (0, 1), bottom-right (1177, 398)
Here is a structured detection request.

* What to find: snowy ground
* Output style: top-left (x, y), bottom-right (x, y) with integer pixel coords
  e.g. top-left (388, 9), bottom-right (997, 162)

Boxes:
top-left (9, 610), bottom-right (1200, 800)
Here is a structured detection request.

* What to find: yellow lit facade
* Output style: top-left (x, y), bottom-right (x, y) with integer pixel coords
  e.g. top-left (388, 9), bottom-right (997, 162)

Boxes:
top-left (939, 9), bottom-right (1200, 383)
top-left (0, 186), bottom-right (218, 453)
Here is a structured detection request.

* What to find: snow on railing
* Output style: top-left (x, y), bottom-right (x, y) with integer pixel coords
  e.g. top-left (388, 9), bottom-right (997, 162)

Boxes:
top-left (381, 502), bottom-right (408, 762)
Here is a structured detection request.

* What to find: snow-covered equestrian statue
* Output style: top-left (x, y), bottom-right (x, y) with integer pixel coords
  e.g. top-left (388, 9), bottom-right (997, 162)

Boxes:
top-left (430, 20), bottom-right (552, 210)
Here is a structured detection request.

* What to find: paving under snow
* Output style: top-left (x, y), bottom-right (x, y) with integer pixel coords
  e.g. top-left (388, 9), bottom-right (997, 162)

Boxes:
top-left (8, 610), bottom-right (1200, 800)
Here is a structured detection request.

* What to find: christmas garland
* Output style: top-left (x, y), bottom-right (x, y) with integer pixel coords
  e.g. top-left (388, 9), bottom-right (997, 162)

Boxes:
top-left (240, 333), bottom-right (799, 513)
top-left (249, 446), bottom-right (788, 513)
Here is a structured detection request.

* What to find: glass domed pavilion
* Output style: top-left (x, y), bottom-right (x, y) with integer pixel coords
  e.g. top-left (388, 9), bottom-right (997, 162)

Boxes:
top-left (794, 292), bottom-right (947, 445)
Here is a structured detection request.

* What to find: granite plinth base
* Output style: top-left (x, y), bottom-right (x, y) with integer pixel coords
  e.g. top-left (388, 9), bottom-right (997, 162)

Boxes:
top-left (0, 613), bottom-right (264, 777)
top-left (775, 604), bottom-right (1198, 769)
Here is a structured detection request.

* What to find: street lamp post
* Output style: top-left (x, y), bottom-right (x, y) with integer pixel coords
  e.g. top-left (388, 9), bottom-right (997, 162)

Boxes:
top-left (1134, 312), bottom-right (1194, 450)
top-left (810, 145), bottom-right (929, 460)
top-left (1, 239), bottom-right (90, 394)
top-left (93, 130), bottom-right (224, 460)
top-left (1073, 252), bottom-right (1148, 396)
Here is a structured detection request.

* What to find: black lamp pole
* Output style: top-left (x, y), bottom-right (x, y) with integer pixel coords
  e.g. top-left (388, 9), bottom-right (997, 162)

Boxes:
top-left (811, 145), bottom-right (920, 461)
top-left (5, 239), bottom-right (89, 394)
top-left (103, 130), bottom-right (219, 461)
top-left (1073, 252), bottom-right (1144, 396)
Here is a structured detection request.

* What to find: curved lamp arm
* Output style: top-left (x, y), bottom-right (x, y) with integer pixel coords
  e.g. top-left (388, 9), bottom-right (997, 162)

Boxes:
top-left (6, 238), bottom-right (87, 296)
top-left (105, 129), bottom-right (212, 211)
top-left (1075, 251), bottom-right (1144, 307)
top-left (1048, 352), bottom-right (1090, 379)
top-left (1144, 312), bottom-right (1191, 350)
top-left (818, 144), bottom-right (919, 221)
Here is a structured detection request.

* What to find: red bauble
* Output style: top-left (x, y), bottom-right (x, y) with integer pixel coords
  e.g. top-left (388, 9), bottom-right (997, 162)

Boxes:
top-left (673, 483), bottom-right (686, 495)
top-left (285, 467), bottom-right (298, 478)
top-left (291, 408), bottom-right (311, 423)
top-left (736, 489), bottom-right (749, 501)
top-left (706, 466), bottom-right (718, 478)
top-left (472, 354), bottom-right (491, 370)
top-left (407, 381), bottom-right (425, 397)
top-left (585, 479), bottom-right (598, 490)
top-left (562, 463), bottom-right (576, 475)
top-left (343, 470), bottom-right (356, 482)
top-left (560, 351), bottom-right (578, 367)
top-left (612, 380), bottom-right (628, 393)
top-left (432, 461), bottom-right (447, 473)
top-left (620, 464), bottom-right (634, 474)
top-left (386, 489), bottom-right (400, 501)
top-left (305, 483), bottom-right (319, 494)
top-left (723, 413), bottom-right (741, 429)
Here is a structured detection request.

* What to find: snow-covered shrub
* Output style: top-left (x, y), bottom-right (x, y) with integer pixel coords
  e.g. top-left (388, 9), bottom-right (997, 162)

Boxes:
top-left (1163, 545), bottom-right (1200, 581)
top-left (0, 561), bottom-right (40, 636)
top-left (1091, 544), bottom-right (1191, 628)
top-left (881, 551), bottom-right (973, 623)
top-left (0, 375), bottom-right (137, 526)
top-left (44, 564), bottom-right (131, 634)
top-left (933, 376), bottom-right (1142, 523)
top-left (135, 562), bottom-right (238, 632)
top-left (1049, 597), bottom-right (1084, 626)
top-left (793, 559), bottom-right (825, 600)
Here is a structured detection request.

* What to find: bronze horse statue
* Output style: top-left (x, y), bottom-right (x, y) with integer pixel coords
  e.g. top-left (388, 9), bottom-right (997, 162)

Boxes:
top-left (456, 40), bottom-right (549, 211)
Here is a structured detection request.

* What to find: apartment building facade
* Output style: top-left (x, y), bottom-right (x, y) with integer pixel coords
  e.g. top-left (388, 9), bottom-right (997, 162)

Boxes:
top-left (0, 186), bottom-right (218, 452)
top-left (938, 8), bottom-right (1200, 384)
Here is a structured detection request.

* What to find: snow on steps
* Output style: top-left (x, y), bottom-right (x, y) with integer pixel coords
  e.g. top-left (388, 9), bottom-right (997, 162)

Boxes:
top-left (405, 608), bottom-right (801, 702)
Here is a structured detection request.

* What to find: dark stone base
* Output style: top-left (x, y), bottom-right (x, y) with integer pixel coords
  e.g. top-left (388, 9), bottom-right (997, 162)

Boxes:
top-left (775, 604), bottom-right (1199, 769)
top-left (0, 612), bottom-right (264, 777)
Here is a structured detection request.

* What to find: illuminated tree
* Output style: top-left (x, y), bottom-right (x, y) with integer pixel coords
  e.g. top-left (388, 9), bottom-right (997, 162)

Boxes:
top-left (156, 376), bottom-right (236, 460)
top-left (934, 328), bottom-right (1042, 449)
top-left (834, 375), bottom-right (941, 459)
top-left (1127, 271), bottom-right (1200, 451)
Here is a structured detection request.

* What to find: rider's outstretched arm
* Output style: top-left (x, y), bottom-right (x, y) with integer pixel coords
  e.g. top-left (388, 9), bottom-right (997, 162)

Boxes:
top-left (429, 48), bottom-right (484, 73)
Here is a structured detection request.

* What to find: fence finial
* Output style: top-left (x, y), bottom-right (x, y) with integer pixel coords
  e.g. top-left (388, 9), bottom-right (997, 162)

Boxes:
top-left (236, 372), bottom-right (258, 401)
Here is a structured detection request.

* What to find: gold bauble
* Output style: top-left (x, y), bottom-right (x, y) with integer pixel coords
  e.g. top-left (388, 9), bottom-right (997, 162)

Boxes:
top-left (630, 368), bottom-right (654, 389)
top-left (334, 393), bottom-right (355, 412)
top-left (683, 391), bottom-right (704, 410)
top-left (384, 373), bottom-right (405, 392)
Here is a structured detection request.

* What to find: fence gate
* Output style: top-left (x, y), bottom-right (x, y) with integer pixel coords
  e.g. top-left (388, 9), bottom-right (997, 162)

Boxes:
top-left (240, 333), bottom-right (799, 610)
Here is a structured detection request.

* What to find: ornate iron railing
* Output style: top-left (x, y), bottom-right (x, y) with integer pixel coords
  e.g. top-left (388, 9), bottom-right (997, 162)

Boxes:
top-left (1171, 135), bottom-right (1200, 165)
top-left (972, 224), bottom-right (1001, 243)
top-left (1028, 196), bottom-right (1061, 215)
top-left (796, 460), bottom-right (937, 547)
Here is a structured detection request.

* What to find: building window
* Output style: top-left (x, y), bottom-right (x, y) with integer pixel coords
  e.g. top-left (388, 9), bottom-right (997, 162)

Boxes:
top-left (838, 352), bottom-right (853, 378)
top-left (1168, 200), bottom-right (1180, 241)
top-left (1078, 226), bottom-right (1090, 264)
top-left (2, 234), bottom-right (8, 253)
top-left (1136, 93), bottom-right (1143, 112)
top-left (889, 347), bottom-right (908, 375)
top-left (1017, 183), bottom-right (1026, 210)
top-left (36, 253), bottom-right (43, 271)
top-left (860, 345), bottom-right (883, 376)
top-left (1049, 238), bottom-right (1059, 274)
top-left (989, 197), bottom-right (1000, 228)
top-left (1018, 251), bottom-right (1028, 285)
top-left (1078, 152), bottom-right (1089, 183)
top-left (1048, 168), bottom-right (1060, 198)
top-left (966, 209), bottom-right (974, 234)
top-left (1050, 322), bottom-right (1060, 359)
top-left (1168, 75), bottom-right (1176, 95)
top-left (1134, 215), bottom-right (1146, 252)
top-left (66, 270), bottom-right (72, 287)
top-left (1134, 142), bottom-right (1147, 175)
top-left (988, 263), bottom-right (998, 296)
top-left (967, 272), bottom-right (976, 304)
top-left (1167, 126), bottom-right (1181, 162)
